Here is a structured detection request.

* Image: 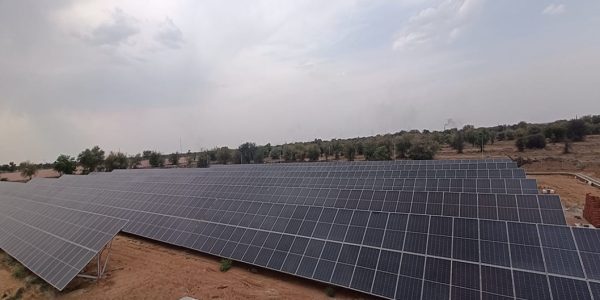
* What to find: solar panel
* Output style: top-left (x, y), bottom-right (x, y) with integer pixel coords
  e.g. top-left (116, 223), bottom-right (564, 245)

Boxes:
top-left (0, 183), bottom-right (127, 290)
top-left (17, 181), bottom-right (564, 225)
top-left (112, 160), bottom-right (518, 173)
top-left (54, 174), bottom-right (539, 194)
top-left (5, 159), bottom-right (598, 299)
top-left (6, 179), bottom-right (598, 299)
top-left (95, 168), bottom-right (527, 179)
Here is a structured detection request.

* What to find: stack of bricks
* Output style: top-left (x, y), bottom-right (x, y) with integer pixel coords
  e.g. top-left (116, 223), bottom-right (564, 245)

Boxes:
top-left (583, 193), bottom-right (600, 227)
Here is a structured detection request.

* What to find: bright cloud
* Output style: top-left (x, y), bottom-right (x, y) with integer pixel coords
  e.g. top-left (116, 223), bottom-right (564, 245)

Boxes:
top-left (393, 0), bottom-right (484, 50)
top-left (542, 4), bottom-right (566, 15)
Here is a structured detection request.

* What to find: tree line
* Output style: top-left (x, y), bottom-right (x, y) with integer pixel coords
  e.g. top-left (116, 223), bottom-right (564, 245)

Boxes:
top-left (1, 115), bottom-right (598, 178)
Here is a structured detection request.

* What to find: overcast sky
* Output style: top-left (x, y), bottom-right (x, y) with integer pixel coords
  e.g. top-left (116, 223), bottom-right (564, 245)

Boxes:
top-left (1, 0), bottom-right (599, 163)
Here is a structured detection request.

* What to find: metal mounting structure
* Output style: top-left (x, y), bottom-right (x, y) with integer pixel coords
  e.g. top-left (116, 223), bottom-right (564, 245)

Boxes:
top-left (77, 240), bottom-right (114, 281)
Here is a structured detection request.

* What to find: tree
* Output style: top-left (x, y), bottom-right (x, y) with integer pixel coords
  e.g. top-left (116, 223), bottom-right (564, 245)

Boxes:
top-left (142, 150), bottom-right (152, 159)
top-left (270, 147), bottom-right (281, 160)
top-left (451, 131), bottom-right (465, 154)
top-left (356, 143), bottom-right (364, 156)
top-left (238, 142), bottom-right (258, 164)
top-left (19, 161), bottom-right (38, 180)
top-left (197, 152), bottom-right (210, 168)
top-left (129, 154), bottom-right (142, 169)
top-left (148, 151), bottom-right (164, 167)
top-left (406, 139), bottom-right (440, 160)
top-left (254, 147), bottom-right (265, 163)
top-left (544, 124), bottom-right (567, 143)
top-left (525, 134), bottom-right (546, 149)
top-left (395, 136), bottom-right (412, 159)
top-left (504, 129), bottom-right (516, 140)
top-left (216, 147), bottom-right (232, 164)
top-left (475, 129), bottom-right (491, 152)
top-left (307, 145), bottom-right (321, 161)
top-left (372, 146), bottom-right (391, 161)
top-left (78, 146), bottom-right (105, 174)
top-left (105, 152), bottom-right (129, 171)
top-left (331, 140), bottom-right (343, 160)
top-left (363, 142), bottom-right (378, 160)
top-left (53, 154), bottom-right (77, 175)
top-left (515, 138), bottom-right (526, 152)
top-left (344, 143), bottom-right (356, 161)
top-left (496, 131), bottom-right (506, 141)
top-left (527, 126), bottom-right (542, 135)
top-left (169, 152), bottom-right (180, 166)
top-left (566, 119), bottom-right (588, 142)
top-left (283, 146), bottom-right (297, 162)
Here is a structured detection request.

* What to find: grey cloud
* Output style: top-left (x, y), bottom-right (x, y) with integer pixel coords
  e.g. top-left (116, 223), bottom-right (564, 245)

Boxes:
top-left (84, 8), bottom-right (139, 46)
top-left (1, 0), bottom-right (599, 163)
top-left (155, 18), bottom-right (183, 49)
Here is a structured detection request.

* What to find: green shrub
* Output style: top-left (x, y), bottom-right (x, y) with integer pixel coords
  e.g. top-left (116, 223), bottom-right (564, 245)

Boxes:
top-left (325, 286), bottom-right (336, 297)
top-left (525, 134), bottom-right (546, 149)
top-left (12, 265), bottom-right (27, 279)
top-left (566, 119), bottom-right (588, 142)
top-left (219, 259), bottom-right (232, 272)
top-left (407, 139), bottom-right (440, 160)
top-left (515, 138), bottom-right (526, 152)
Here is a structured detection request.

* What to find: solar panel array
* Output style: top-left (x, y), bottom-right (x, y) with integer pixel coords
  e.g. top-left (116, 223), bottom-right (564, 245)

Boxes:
top-left (0, 183), bottom-right (127, 290)
top-left (2, 158), bottom-right (600, 299)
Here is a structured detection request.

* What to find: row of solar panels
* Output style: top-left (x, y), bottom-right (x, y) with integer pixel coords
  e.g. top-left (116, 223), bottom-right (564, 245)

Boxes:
top-left (27, 178), bottom-right (564, 225)
top-left (4, 176), bottom-right (600, 300)
top-left (0, 182), bottom-right (127, 290)
top-left (104, 168), bottom-right (528, 179)
top-left (1, 159), bottom-right (599, 300)
top-left (61, 175), bottom-right (540, 195)
top-left (116, 161), bottom-right (518, 172)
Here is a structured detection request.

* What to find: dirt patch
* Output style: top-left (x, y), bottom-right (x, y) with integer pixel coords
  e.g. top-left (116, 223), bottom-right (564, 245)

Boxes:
top-left (2, 236), bottom-right (365, 300)
top-left (0, 252), bottom-right (52, 300)
top-left (0, 169), bottom-right (60, 182)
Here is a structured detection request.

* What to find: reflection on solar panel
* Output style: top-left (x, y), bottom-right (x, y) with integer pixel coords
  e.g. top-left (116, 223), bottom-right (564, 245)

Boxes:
top-left (4, 159), bottom-right (600, 299)
top-left (0, 183), bottom-right (127, 290)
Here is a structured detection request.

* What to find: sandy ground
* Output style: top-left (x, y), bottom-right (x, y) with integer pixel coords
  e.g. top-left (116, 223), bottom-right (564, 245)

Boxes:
top-left (0, 169), bottom-right (60, 182)
top-left (1, 235), bottom-right (366, 300)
